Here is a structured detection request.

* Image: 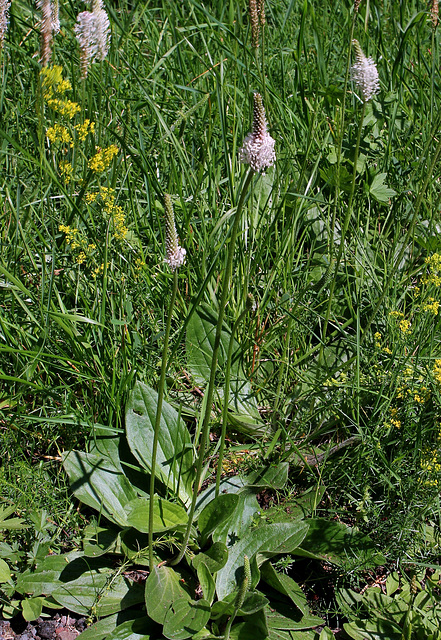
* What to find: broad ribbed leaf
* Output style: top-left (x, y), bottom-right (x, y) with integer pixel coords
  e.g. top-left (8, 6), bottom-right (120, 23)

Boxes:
top-left (216, 522), bottom-right (309, 600)
top-left (52, 569), bottom-right (144, 616)
top-left (106, 617), bottom-right (158, 640)
top-left (145, 565), bottom-right (190, 625)
top-left (163, 598), bottom-right (211, 640)
top-left (63, 451), bottom-right (136, 527)
top-left (126, 382), bottom-right (193, 506)
top-left (198, 493), bottom-right (239, 545)
top-left (124, 496), bottom-right (188, 533)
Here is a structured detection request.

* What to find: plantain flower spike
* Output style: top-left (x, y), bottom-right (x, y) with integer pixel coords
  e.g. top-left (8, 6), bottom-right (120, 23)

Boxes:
top-left (38, 0), bottom-right (54, 66)
top-left (239, 92), bottom-right (276, 173)
top-left (74, 0), bottom-right (110, 78)
top-left (249, 0), bottom-right (260, 48)
top-left (350, 39), bottom-right (380, 103)
top-left (0, 0), bottom-right (11, 50)
top-left (164, 194), bottom-right (186, 271)
top-left (431, 0), bottom-right (439, 28)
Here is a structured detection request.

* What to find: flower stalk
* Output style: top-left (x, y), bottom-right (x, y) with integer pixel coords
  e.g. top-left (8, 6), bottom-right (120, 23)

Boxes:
top-left (148, 195), bottom-right (184, 569)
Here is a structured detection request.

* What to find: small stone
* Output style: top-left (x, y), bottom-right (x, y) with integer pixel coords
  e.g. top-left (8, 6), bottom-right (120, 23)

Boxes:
top-left (55, 630), bottom-right (79, 640)
top-left (37, 620), bottom-right (56, 639)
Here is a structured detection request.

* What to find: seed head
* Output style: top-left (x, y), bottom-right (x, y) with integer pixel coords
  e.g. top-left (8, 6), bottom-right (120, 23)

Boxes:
top-left (0, 0), bottom-right (11, 50)
top-left (74, 0), bottom-right (110, 77)
top-left (350, 39), bottom-right (380, 103)
top-left (249, 0), bottom-right (260, 48)
top-left (164, 194), bottom-right (186, 271)
top-left (431, 0), bottom-right (439, 28)
top-left (239, 93), bottom-right (276, 173)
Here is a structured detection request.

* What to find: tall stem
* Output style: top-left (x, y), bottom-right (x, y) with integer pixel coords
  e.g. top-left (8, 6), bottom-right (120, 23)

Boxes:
top-left (148, 270), bottom-right (178, 569)
top-left (172, 169), bottom-right (254, 565)
top-left (215, 307), bottom-right (248, 498)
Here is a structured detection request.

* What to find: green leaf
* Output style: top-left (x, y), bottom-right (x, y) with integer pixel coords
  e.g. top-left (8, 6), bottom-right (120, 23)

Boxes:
top-left (21, 597), bottom-right (44, 621)
top-left (16, 552), bottom-right (82, 596)
top-left (245, 464), bottom-right (289, 490)
top-left (0, 558), bottom-right (11, 583)
top-left (163, 597), bottom-right (211, 640)
top-left (63, 450), bottom-right (137, 527)
top-left (196, 562), bottom-right (216, 605)
top-left (369, 173), bottom-right (397, 204)
top-left (343, 619), bottom-right (403, 640)
top-left (145, 565), bottom-right (190, 625)
top-left (52, 567), bottom-right (144, 616)
top-left (83, 522), bottom-right (120, 558)
top-left (186, 305), bottom-right (264, 436)
top-left (124, 496), bottom-right (188, 533)
top-left (239, 592), bottom-right (269, 615)
top-left (195, 476), bottom-right (246, 516)
top-left (107, 617), bottom-right (159, 640)
top-left (192, 542), bottom-right (229, 573)
top-left (296, 518), bottom-right (385, 566)
top-left (198, 493), bottom-right (239, 545)
top-left (126, 382), bottom-right (194, 506)
top-left (76, 611), bottom-right (146, 640)
top-left (213, 490), bottom-right (261, 547)
top-left (260, 563), bottom-right (309, 615)
top-left (266, 602), bottom-right (323, 630)
top-left (229, 621), bottom-right (269, 640)
top-left (216, 522), bottom-right (309, 600)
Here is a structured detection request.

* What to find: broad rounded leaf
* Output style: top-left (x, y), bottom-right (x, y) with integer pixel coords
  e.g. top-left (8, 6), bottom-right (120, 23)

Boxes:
top-left (163, 598), bottom-right (211, 640)
top-left (145, 565), bottom-right (190, 625)
top-left (126, 382), bottom-right (194, 506)
top-left (0, 558), bottom-right (11, 583)
top-left (192, 542), bottom-right (229, 573)
top-left (21, 597), bottom-right (44, 621)
top-left (63, 451), bottom-right (136, 527)
top-left (106, 617), bottom-right (158, 640)
top-left (125, 496), bottom-right (188, 533)
top-left (216, 522), bottom-right (309, 600)
top-left (52, 569), bottom-right (144, 616)
top-left (198, 493), bottom-right (239, 545)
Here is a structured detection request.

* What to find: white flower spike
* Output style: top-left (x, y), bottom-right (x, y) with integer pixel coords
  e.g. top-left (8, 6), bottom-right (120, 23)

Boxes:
top-left (239, 92), bottom-right (276, 173)
top-left (164, 194), bottom-right (186, 271)
top-left (350, 39), bottom-right (380, 103)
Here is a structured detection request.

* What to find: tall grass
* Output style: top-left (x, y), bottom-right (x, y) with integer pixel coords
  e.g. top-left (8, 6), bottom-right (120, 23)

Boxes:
top-left (1, 0), bottom-right (441, 571)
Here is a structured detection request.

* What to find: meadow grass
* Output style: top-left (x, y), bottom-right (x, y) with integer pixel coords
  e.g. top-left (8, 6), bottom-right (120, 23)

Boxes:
top-left (1, 0), bottom-right (441, 623)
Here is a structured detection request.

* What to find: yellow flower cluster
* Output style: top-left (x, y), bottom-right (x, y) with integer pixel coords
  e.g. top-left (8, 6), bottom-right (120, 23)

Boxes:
top-left (46, 124), bottom-right (74, 147)
top-left (47, 98), bottom-right (81, 119)
top-left (41, 65), bottom-right (71, 96)
top-left (59, 224), bottom-right (96, 265)
top-left (59, 224), bottom-right (79, 245)
top-left (88, 145), bottom-right (119, 173)
top-left (399, 318), bottom-right (411, 334)
top-left (420, 428), bottom-right (441, 487)
top-left (75, 119), bottom-right (95, 142)
top-left (423, 297), bottom-right (440, 315)
top-left (433, 359), bottom-right (441, 386)
top-left (41, 66), bottom-right (81, 119)
top-left (59, 161), bottom-right (74, 183)
top-left (423, 253), bottom-right (441, 287)
top-left (92, 263), bottom-right (109, 279)
top-left (87, 187), bottom-right (128, 242)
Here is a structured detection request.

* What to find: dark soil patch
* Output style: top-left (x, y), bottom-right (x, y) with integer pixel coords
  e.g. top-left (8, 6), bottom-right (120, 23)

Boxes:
top-left (0, 613), bottom-right (87, 640)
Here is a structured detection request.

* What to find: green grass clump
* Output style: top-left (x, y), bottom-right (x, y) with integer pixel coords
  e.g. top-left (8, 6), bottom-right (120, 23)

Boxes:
top-left (1, 0), bottom-right (441, 626)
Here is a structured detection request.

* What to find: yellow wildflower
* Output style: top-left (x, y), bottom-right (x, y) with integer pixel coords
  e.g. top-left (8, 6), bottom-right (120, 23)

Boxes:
top-left (423, 297), bottom-right (440, 315)
top-left (46, 125), bottom-right (74, 147)
top-left (77, 252), bottom-right (86, 265)
top-left (75, 119), bottom-right (95, 142)
top-left (88, 145), bottom-right (119, 173)
top-left (47, 98), bottom-right (81, 119)
top-left (433, 359), bottom-right (441, 385)
top-left (59, 161), bottom-right (74, 183)
top-left (399, 319), bottom-right (411, 335)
